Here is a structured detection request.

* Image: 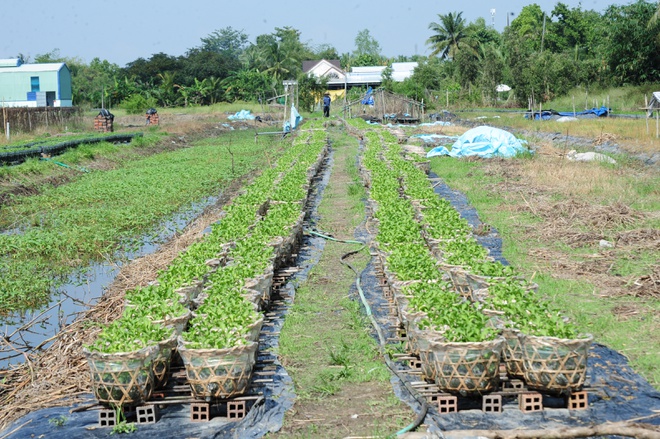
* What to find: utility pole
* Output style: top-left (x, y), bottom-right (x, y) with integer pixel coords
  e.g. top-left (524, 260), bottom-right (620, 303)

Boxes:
top-left (541, 13), bottom-right (546, 53)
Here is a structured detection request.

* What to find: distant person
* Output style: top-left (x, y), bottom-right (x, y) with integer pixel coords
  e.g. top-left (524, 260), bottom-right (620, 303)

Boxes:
top-left (323, 93), bottom-right (331, 117)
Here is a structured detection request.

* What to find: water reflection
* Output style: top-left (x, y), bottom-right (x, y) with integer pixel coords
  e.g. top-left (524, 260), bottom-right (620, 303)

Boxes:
top-left (0, 195), bottom-right (218, 369)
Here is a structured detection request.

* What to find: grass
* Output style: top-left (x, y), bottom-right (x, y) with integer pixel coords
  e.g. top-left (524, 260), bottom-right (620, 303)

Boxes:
top-left (428, 153), bottom-right (660, 389)
top-left (544, 84), bottom-right (660, 114)
top-left (273, 125), bottom-right (410, 438)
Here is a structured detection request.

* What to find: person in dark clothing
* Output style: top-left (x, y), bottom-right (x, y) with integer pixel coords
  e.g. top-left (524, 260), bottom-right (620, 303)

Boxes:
top-left (323, 93), bottom-right (331, 117)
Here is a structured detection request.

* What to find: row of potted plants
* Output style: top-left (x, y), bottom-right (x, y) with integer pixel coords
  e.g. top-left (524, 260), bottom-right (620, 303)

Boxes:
top-left (351, 118), bottom-right (591, 396)
top-left (84, 122), bottom-right (329, 407)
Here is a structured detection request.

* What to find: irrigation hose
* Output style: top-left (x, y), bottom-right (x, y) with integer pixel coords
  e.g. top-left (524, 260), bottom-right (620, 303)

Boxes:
top-left (306, 228), bottom-right (430, 437)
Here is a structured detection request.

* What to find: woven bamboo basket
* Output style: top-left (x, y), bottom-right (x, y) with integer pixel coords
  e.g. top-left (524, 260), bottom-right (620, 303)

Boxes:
top-left (153, 335), bottom-right (177, 389)
top-left (244, 264), bottom-right (274, 302)
top-left (177, 339), bottom-right (258, 400)
top-left (430, 337), bottom-right (505, 396)
top-left (501, 328), bottom-right (525, 379)
top-left (466, 274), bottom-right (538, 300)
top-left (175, 281), bottom-right (204, 306)
top-left (83, 344), bottom-right (158, 407)
top-left (246, 317), bottom-right (264, 343)
top-left (519, 333), bottom-right (593, 395)
top-left (436, 263), bottom-right (473, 300)
top-left (153, 310), bottom-right (192, 336)
top-left (400, 309), bottom-right (427, 355)
top-left (415, 330), bottom-right (446, 382)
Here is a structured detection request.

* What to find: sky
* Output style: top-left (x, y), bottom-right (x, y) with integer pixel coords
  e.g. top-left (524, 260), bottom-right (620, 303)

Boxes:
top-left (3, 0), bottom-right (624, 68)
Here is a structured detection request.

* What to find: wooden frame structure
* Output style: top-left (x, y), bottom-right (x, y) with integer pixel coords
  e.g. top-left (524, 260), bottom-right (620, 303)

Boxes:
top-left (342, 89), bottom-right (424, 124)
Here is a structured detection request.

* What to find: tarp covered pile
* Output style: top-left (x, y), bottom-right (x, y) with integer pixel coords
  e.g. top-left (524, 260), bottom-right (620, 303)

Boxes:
top-left (426, 126), bottom-right (529, 159)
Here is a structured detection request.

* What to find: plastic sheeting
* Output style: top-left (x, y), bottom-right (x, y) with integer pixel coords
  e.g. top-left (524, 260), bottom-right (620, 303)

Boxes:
top-left (361, 86), bottom-right (375, 106)
top-left (363, 171), bottom-right (660, 434)
top-left (526, 106), bottom-right (610, 120)
top-left (289, 105), bottom-right (302, 130)
top-left (426, 126), bottom-right (529, 159)
top-left (227, 109), bottom-right (256, 121)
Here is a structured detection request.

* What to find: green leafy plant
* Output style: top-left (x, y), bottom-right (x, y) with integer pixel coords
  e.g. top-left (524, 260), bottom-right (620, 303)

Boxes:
top-left (48, 415), bottom-right (67, 427)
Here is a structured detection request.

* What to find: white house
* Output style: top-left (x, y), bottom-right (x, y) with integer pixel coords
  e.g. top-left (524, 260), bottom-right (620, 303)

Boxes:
top-left (303, 59), bottom-right (418, 90)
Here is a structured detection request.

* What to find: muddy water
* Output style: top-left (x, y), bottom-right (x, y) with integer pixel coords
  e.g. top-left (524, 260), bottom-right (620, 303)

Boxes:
top-left (0, 195), bottom-right (218, 369)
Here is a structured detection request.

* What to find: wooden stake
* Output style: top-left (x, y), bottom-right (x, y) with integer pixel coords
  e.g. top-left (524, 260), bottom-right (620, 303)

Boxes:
top-left (645, 95), bottom-right (650, 135)
top-left (572, 95), bottom-right (576, 116)
top-left (585, 90), bottom-right (588, 110)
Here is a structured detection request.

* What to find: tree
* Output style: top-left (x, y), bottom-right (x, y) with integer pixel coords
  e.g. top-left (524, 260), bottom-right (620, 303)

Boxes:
top-left (123, 53), bottom-right (182, 85)
top-left (601, 0), bottom-right (660, 84)
top-left (314, 44), bottom-right (339, 61)
top-left (198, 27), bottom-right (248, 57)
top-left (478, 44), bottom-right (507, 104)
top-left (548, 3), bottom-right (601, 57)
top-left (297, 73), bottom-right (328, 112)
top-left (353, 29), bottom-right (382, 60)
top-left (221, 69), bottom-right (272, 102)
top-left (247, 27), bottom-right (311, 88)
top-left (509, 4), bottom-right (546, 52)
top-left (75, 58), bottom-right (121, 108)
top-left (426, 12), bottom-right (470, 59)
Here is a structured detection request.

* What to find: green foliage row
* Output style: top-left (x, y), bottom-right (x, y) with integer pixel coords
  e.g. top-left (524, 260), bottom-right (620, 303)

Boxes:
top-left (353, 120), bottom-right (494, 342)
top-left (351, 118), bottom-right (578, 340)
top-left (87, 121), bottom-right (328, 353)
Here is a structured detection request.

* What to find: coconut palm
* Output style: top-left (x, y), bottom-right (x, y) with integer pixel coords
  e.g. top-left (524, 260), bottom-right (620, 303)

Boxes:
top-left (427, 12), bottom-right (470, 59)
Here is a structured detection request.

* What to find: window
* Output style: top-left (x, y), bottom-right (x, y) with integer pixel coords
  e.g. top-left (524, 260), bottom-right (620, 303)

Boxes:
top-left (30, 76), bottom-right (40, 92)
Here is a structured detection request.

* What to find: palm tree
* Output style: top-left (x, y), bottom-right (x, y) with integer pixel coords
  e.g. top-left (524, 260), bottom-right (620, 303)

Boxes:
top-left (426, 12), bottom-right (470, 59)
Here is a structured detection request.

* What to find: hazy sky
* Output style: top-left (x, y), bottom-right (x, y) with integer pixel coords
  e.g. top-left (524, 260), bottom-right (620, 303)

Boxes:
top-left (3, 0), bottom-right (621, 67)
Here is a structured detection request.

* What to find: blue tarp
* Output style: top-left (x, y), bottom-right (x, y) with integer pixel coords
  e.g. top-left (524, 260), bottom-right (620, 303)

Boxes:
top-left (526, 106), bottom-right (610, 120)
top-left (361, 86), bottom-right (375, 106)
top-left (427, 126), bottom-right (529, 158)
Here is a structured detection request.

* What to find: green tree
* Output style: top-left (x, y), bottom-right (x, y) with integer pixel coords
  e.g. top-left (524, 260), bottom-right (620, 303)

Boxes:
top-left (601, 0), bottom-right (660, 84)
top-left (353, 29), bottom-right (382, 61)
top-left (198, 27), bottom-right (248, 58)
top-left (221, 69), bottom-right (272, 102)
top-left (246, 27), bottom-right (311, 92)
top-left (123, 53), bottom-right (181, 85)
top-left (381, 65), bottom-right (394, 92)
top-left (548, 3), bottom-right (601, 57)
top-left (478, 44), bottom-right (507, 104)
top-left (509, 4), bottom-right (546, 52)
top-left (297, 73), bottom-right (328, 112)
top-left (426, 12), bottom-right (470, 59)
top-left (314, 44), bottom-right (340, 60)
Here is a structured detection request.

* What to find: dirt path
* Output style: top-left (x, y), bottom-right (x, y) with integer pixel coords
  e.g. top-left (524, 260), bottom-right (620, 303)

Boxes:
top-left (270, 126), bottom-right (413, 438)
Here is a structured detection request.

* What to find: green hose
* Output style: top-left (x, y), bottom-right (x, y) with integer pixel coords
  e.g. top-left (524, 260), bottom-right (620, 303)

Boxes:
top-left (306, 228), bottom-right (429, 437)
top-left (39, 157), bottom-right (90, 173)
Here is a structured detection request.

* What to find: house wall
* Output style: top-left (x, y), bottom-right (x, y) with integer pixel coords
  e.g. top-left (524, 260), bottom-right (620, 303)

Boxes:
top-left (0, 65), bottom-right (72, 107)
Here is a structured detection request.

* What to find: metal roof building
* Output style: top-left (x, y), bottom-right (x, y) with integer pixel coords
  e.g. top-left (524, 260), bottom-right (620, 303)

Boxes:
top-left (0, 59), bottom-right (72, 107)
top-left (303, 59), bottom-right (418, 90)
